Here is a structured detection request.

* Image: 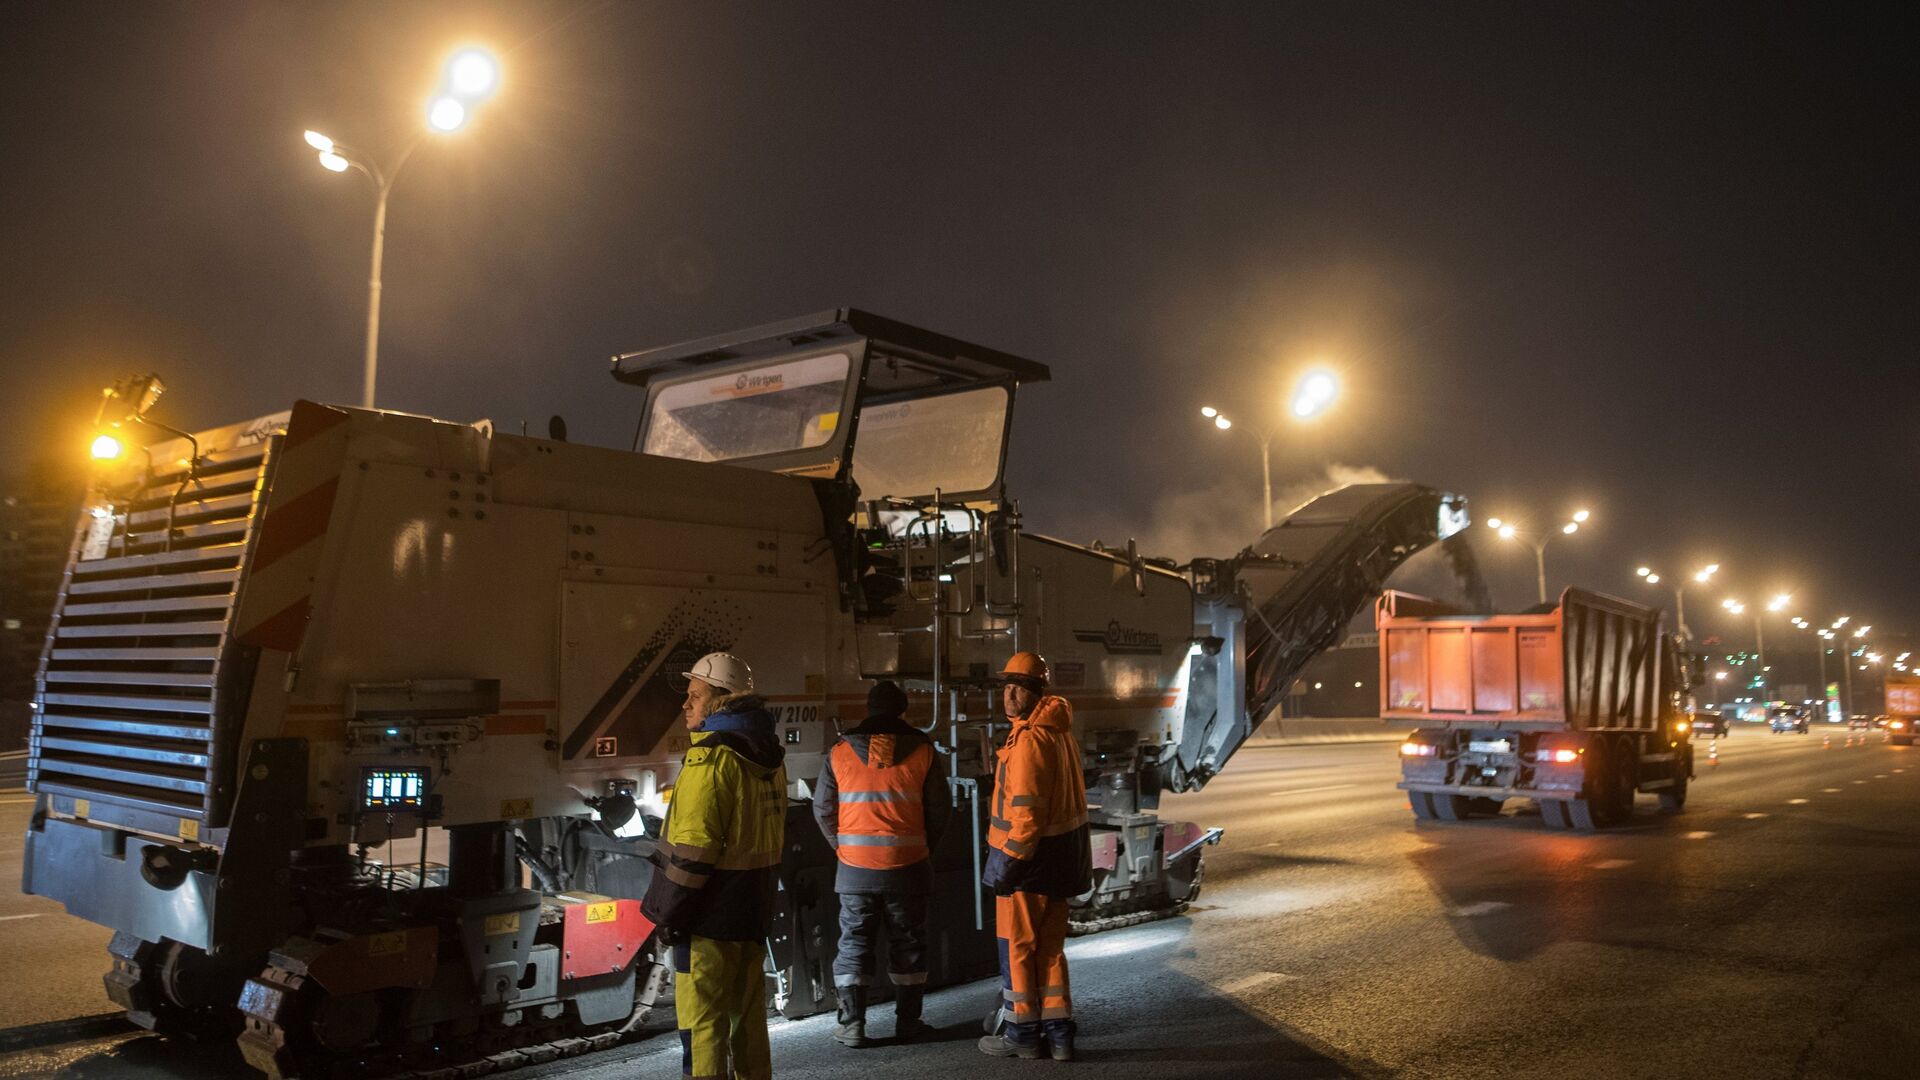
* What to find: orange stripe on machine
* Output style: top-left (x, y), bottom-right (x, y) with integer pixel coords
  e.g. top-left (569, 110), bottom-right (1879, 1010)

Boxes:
top-left (233, 400), bottom-right (353, 654)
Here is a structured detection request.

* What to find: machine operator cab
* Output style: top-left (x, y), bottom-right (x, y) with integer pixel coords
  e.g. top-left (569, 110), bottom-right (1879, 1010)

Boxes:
top-left (611, 309), bottom-right (1052, 631)
top-left (611, 308), bottom-right (1047, 508)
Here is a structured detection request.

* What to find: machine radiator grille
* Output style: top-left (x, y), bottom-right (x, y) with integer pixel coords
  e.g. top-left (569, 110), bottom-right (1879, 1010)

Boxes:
top-left (28, 439), bottom-right (278, 836)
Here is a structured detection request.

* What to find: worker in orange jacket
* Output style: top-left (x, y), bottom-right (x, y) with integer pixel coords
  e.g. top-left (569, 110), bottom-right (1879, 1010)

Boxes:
top-left (978, 652), bottom-right (1092, 1062)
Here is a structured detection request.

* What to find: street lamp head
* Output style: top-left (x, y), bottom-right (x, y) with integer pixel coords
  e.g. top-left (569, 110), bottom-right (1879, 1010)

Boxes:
top-left (1497, 524), bottom-right (1517, 540)
top-left (1214, 416), bottom-right (1231, 430)
top-left (1487, 517), bottom-right (1503, 530)
top-left (1636, 566), bottom-right (1651, 577)
top-left (1290, 370), bottom-right (1338, 419)
top-left (1644, 573), bottom-right (1660, 584)
top-left (1561, 522), bottom-right (1578, 535)
top-left (446, 48), bottom-right (499, 101)
top-left (317, 150), bottom-right (350, 173)
top-left (1572, 509), bottom-right (1590, 523)
top-left (303, 130), bottom-right (336, 152)
top-left (1200, 406), bottom-right (1218, 418)
top-left (427, 96), bottom-right (468, 132)
top-left (1767, 593), bottom-right (1791, 612)
top-left (1702, 563), bottom-right (1720, 576)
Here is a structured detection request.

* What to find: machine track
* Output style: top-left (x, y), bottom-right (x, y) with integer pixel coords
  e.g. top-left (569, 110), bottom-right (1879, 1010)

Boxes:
top-left (1069, 853), bottom-right (1205, 936)
top-left (235, 943), bottom-right (663, 1080)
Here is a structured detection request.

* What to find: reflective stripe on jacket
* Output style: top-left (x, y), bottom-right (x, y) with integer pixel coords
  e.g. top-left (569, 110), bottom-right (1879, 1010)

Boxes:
top-left (830, 737), bottom-right (932, 869)
top-left (986, 695), bottom-right (1093, 897)
top-left (641, 695), bottom-right (788, 941)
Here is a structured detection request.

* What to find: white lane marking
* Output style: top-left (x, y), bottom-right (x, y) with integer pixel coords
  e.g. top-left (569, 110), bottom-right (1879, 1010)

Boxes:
top-left (1787, 798), bottom-right (1810, 805)
top-left (1684, 831), bottom-right (1714, 840)
top-left (1593, 859), bottom-right (1633, 870)
top-left (1744, 812), bottom-right (1770, 819)
top-left (1875, 774), bottom-right (1888, 779)
top-left (1851, 780), bottom-right (1867, 785)
top-left (0, 914), bottom-right (44, 923)
top-left (1448, 901), bottom-right (1511, 917)
top-left (1219, 971), bottom-right (1299, 995)
top-left (1823, 787), bottom-right (1842, 793)
top-left (1267, 784), bottom-right (1358, 797)
top-left (1895, 769), bottom-right (1906, 774)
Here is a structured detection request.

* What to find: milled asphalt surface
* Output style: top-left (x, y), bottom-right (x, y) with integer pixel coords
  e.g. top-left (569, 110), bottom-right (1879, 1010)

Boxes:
top-left (2, 727), bottom-right (1915, 1078)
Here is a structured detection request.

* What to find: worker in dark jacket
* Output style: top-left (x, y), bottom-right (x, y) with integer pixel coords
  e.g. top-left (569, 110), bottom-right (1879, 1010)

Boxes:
top-left (978, 652), bottom-right (1091, 1062)
top-left (641, 652), bottom-right (786, 1080)
top-left (812, 680), bottom-right (952, 1048)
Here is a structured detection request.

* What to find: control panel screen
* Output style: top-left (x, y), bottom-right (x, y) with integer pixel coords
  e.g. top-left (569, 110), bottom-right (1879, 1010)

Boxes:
top-left (361, 767), bottom-right (428, 810)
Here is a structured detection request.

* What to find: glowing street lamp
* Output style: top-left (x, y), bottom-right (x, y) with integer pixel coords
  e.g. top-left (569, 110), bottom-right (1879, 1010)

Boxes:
top-left (1202, 367), bottom-right (1342, 531)
top-left (1489, 509), bottom-right (1591, 603)
top-left (1635, 562), bottom-right (1717, 637)
top-left (306, 46), bottom-right (499, 409)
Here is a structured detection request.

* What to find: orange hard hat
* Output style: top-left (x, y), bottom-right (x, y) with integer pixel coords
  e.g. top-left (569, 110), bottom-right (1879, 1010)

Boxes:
top-left (1000, 651), bottom-right (1049, 685)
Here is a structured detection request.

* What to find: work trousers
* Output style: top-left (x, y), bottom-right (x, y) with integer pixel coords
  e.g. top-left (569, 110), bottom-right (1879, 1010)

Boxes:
top-left (673, 936), bottom-right (770, 1080)
top-left (994, 891), bottom-right (1073, 1040)
top-left (833, 892), bottom-right (929, 1008)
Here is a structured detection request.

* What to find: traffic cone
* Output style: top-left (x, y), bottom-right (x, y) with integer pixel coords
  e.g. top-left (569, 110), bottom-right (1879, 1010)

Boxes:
top-left (1822, 732), bottom-right (1831, 749)
top-left (1708, 739), bottom-right (1719, 766)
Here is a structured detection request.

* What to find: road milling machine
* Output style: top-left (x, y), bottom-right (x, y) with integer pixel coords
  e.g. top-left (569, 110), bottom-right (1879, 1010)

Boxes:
top-left (22, 310), bottom-right (1468, 1077)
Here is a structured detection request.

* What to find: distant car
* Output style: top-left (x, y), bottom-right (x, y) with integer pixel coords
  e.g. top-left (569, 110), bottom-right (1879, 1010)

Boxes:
top-left (1770, 710), bottom-right (1810, 734)
top-left (1691, 711), bottom-right (1730, 737)
top-left (1889, 717), bottom-right (1916, 746)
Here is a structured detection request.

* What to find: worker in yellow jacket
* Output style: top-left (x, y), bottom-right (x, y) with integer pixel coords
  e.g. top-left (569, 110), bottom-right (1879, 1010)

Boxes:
top-left (979, 652), bottom-right (1092, 1062)
top-left (641, 652), bottom-right (787, 1080)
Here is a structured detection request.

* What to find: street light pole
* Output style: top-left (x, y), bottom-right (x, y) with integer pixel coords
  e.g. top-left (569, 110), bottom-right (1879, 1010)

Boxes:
top-left (1753, 614), bottom-right (1768, 702)
top-left (1201, 368), bottom-right (1339, 533)
top-left (1490, 510), bottom-right (1589, 604)
top-left (359, 142), bottom-right (418, 410)
top-left (305, 47), bottom-right (497, 410)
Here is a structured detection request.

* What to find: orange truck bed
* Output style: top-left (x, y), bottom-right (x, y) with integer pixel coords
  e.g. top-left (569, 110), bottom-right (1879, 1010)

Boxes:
top-left (1886, 678), bottom-right (1920, 716)
top-left (1376, 587), bottom-right (1667, 733)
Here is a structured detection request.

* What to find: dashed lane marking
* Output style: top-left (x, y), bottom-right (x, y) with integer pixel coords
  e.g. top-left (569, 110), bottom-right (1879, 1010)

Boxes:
top-left (1684, 831), bottom-right (1714, 840)
top-left (1744, 813), bottom-right (1770, 819)
top-left (1823, 788), bottom-right (1842, 793)
top-left (1851, 780), bottom-right (1868, 785)
top-left (1787, 799), bottom-right (1811, 805)
top-left (1593, 859), bottom-right (1634, 869)
top-left (1219, 971), bottom-right (1300, 996)
top-left (1875, 774), bottom-right (1888, 778)
top-left (1448, 901), bottom-right (1511, 917)
top-left (1267, 784), bottom-right (1359, 796)
top-left (0, 914), bottom-right (44, 922)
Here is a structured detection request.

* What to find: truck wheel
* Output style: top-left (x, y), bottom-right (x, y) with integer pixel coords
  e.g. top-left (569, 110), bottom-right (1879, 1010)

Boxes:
top-left (1538, 799), bottom-right (1569, 829)
top-left (1433, 794), bottom-right (1471, 821)
top-left (1408, 792), bottom-right (1437, 820)
top-left (1658, 748), bottom-right (1692, 813)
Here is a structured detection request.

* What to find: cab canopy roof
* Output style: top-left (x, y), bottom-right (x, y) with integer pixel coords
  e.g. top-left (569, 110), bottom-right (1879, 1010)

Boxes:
top-left (609, 308), bottom-right (1051, 397)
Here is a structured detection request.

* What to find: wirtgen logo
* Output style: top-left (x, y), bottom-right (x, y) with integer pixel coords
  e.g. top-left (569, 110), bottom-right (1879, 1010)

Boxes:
top-left (1073, 621), bottom-right (1164, 655)
top-left (735, 372), bottom-right (785, 392)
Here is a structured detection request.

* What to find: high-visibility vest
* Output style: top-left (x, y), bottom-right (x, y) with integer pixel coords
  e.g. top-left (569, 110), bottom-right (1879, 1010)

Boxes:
top-left (831, 735), bottom-right (932, 870)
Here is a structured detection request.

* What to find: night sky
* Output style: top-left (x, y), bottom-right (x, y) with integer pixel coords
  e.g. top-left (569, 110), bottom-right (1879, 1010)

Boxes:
top-left (2, 2), bottom-right (1914, 645)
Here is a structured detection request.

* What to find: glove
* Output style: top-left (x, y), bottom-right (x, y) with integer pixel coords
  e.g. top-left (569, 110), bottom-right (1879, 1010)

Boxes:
top-left (981, 847), bottom-right (1023, 895)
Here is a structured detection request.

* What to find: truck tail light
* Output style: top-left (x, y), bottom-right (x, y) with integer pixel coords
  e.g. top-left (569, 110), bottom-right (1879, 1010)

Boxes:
top-left (1399, 742), bottom-right (1438, 757)
top-left (1542, 748), bottom-right (1579, 764)
top-left (1892, 720), bottom-right (1907, 730)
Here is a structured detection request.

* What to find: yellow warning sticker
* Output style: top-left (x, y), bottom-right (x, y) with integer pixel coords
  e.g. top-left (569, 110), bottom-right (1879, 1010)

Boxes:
top-left (484, 913), bottom-right (522, 937)
top-left (74, 798), bottom-right (90, 818)
top-left (499, 798), bottom-right (534, 819)
top-left (585, 901), bottom-right (618, 924)
top-left (366, 931), bottom-right (408, 957)
top-left (178, 818), bottom-right (200, 842)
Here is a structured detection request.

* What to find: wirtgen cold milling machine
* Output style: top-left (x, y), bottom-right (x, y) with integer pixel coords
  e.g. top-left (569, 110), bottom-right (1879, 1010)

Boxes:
top-left (23, 311), bottom-right (1468, 1076)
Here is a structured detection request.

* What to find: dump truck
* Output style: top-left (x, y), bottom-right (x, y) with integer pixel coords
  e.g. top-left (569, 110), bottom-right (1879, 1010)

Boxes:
top-left (1885, 676), bottom-right (1920, 745)
top-left (1379, 587), bottom-right (1697, 830)
top-left (23, 310), bottom-right (1467, 1077)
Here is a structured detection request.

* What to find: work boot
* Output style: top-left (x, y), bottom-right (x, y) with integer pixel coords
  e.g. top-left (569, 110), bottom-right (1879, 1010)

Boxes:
top-left (893, 986), bottom-right (930, 1041)
top-left (978, 1023), bottom-right (1043, 1059)
top-left (834, 987), bottom-right (869, 1048)
top-left (1044, 1022), bottom-right (1076, 1062)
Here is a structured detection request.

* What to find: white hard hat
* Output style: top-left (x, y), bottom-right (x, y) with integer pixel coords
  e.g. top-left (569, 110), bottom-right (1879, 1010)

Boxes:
top-left (680, 652), bottom-right (753, 695)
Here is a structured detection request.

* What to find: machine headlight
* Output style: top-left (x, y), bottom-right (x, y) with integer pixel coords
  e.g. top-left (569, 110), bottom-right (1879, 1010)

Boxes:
top-left (1399, 742), bottom-right (1438, 757)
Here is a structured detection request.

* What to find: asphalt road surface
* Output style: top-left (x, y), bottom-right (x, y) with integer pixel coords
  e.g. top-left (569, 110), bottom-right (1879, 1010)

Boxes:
top-left (2, 727), bottom-right (1915, 1079)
